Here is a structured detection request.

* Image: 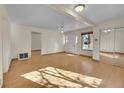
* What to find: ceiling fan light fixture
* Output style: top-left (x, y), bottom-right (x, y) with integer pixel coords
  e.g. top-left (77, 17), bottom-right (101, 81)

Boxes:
top-left (59, 24), bottom-right (64, 33)
top-left (61, 30), bottom-right (64, 33)
top-left (103, 29), bottom-right (112, 33)
top-left (107, 29), bottom-right (112, 32)
top-left (74, 4), bottom-right (85, 12)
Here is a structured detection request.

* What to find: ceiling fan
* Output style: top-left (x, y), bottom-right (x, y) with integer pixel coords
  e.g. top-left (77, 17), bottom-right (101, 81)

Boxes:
top-left (58, 24), bottom-right (64, 33)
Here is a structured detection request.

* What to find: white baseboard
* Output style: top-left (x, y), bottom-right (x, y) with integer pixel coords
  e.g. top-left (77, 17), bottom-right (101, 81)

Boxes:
top-left (42, 51), bottom-right (64, 55)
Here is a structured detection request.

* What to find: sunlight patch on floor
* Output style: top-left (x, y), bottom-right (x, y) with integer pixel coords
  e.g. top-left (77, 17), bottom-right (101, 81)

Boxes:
top-left (66, 54), bottom-right (75, 56)
top-left (20, 67), bottom-right (102, 88)
top-left (100, 53), bottom-right (119, 59)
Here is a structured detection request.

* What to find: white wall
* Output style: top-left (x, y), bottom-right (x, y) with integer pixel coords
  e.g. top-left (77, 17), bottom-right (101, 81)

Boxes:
top-left (0, 12), bottom-right (3, 87)
top-left (0, 5), bottom-right (11, 87)
top-left (91, 28), bottom-right (100, 60)
top-left (11, 23), bottom-right (64, 57)
top-left (31, 32), bottom-right (41, 51)
top-left (2, 17), bottom-right (11, 73)
top-left (1, 8), bottom-right (11, 73)
top-left (42, 31), bottom-right (64, 55)
top-left (64, 27), bottom-right (93, 56)
top-left (11, 24), bottom-right (31, 59)
top-left (100, 28), bottom-right (124, 53)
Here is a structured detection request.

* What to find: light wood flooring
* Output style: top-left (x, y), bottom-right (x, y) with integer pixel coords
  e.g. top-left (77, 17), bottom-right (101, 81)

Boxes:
top-left (3, 51), bottom-right (124, 88)
top-left (100, 52), bottom-right (124, 68)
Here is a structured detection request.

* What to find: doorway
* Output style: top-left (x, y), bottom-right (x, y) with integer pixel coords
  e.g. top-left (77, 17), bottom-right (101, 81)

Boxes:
top-left (31, 32), bottom-right (42, 55)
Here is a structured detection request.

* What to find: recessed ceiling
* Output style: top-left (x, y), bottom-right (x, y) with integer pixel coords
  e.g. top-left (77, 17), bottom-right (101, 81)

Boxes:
top-left (5, 4), bottom-right (124, 32)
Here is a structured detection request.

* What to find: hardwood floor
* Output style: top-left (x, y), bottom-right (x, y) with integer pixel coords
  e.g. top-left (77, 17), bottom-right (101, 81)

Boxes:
top-left (100, 52), bottom-right (124, 67)
top-left (3, 51), bottom-right (124, 88)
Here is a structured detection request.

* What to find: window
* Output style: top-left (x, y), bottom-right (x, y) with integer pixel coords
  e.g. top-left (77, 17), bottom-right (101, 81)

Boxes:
top-left (81, 32), bottom-right (93, 50)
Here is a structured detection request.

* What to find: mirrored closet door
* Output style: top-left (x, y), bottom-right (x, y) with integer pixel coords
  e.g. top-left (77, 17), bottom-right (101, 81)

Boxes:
top-left (100, 28), bottom-right (124, 67)
top-left (113, 28), bottom-right (124, 67)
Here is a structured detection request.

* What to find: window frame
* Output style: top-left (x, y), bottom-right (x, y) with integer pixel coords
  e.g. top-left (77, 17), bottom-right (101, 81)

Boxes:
top-left (81, 31), bottom-right (93, 51)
